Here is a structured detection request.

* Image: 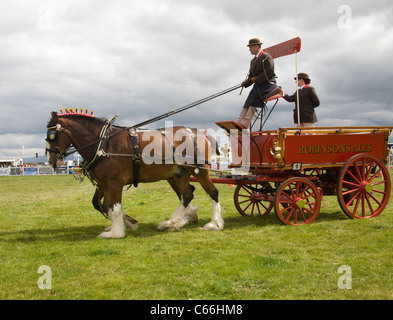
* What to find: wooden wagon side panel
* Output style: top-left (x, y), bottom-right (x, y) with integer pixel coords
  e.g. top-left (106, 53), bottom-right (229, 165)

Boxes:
top-left (283, 132), bottom-right (386, 167)
top-left (229, 134), bottom-right (279, 166)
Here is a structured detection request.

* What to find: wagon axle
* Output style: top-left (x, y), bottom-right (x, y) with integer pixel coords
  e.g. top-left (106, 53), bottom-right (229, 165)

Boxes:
top-left (360, 181), bottom-right (373, 194)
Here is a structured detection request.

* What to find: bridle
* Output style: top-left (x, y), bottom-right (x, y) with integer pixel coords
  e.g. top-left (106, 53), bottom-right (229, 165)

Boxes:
top-left (45, 114), bottom-right (119, 171)
top-left (45, 123), bottom-right (75, 160)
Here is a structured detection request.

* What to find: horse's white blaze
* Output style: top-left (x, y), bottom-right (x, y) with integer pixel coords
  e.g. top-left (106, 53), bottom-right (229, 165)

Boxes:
top-left (98, 203), bottom-right (126, 238)
top-left (202, 198), bottom-right (224, 231)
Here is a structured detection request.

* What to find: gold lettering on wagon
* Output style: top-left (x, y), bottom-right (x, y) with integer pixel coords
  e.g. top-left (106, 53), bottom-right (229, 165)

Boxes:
top-left (298, 144), bottom-right (373, 155)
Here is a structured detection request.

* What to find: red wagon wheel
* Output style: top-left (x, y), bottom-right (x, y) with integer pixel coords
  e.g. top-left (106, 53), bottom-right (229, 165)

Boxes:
top-left (337, 153), bottom-right (391, 219)
top-left (274, 177), bottom-right (321, 225)
top-left (234, 181), bottom-right (274, 217)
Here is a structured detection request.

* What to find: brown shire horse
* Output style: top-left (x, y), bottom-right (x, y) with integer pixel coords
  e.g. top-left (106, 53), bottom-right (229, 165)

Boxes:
top-left (46, 111), bottom-right (224, 238)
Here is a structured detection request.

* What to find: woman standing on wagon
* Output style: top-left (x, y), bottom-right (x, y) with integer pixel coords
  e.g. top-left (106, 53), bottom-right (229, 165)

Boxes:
top-left (282, 73), bottom-right (320, 127)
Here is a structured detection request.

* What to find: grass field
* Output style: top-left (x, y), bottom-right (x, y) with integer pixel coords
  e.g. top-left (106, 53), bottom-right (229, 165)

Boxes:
top-left (0, 173), bottom-right (392, 300)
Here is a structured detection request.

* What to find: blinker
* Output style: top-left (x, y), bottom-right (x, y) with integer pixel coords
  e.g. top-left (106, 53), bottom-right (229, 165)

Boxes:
top-left (46, 124), bottom-right (62, 142)
top-left (46, 130), bottom-right (58, 142)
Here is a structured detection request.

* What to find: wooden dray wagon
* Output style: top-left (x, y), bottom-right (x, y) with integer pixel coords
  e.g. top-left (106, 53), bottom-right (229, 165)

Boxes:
top-left (214, 121), bottom-right (393, 225)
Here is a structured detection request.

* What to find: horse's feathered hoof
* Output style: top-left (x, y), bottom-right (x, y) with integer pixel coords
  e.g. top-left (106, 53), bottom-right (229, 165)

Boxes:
top-left (202, 221), bottom-right (224, 231)
top-left (157, 220), bottom-right (182, 231)
top-left (98, 230), bottom-right (126, 239)
top-left (124, 215), bottom-right (138, 230)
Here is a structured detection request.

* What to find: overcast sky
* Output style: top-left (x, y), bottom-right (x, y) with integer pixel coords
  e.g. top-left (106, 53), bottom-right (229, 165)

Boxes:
top-left (1, 0), bottom-right (392, 158)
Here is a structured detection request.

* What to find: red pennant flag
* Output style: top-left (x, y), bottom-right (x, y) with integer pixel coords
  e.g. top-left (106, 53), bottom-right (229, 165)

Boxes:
top-left (264, 37), bottom-right (301, 59)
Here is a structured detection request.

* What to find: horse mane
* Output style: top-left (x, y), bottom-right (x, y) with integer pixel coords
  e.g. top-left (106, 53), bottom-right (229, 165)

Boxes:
top-left (48, 112), bottom-right (110, 128)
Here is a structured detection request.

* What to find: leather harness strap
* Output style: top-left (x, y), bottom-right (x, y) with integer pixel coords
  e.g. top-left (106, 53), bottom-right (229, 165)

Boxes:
top-left (129, 128), bottom-right (140, 188)
top-left (82, 115), bottom-right (118, 173)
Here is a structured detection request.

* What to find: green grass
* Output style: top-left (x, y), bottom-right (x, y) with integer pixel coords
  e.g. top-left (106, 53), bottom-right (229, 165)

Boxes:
top-left (1, 173), bottom-right (393, 300)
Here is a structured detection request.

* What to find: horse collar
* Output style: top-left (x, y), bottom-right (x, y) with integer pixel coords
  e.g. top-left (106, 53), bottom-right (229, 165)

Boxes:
top-left (81, 115), bottom-right (118, 173)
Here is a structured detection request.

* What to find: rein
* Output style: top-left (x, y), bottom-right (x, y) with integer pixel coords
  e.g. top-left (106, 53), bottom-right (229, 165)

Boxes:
top-left (47, 84), bottom-right (241, 161)
top-left (47, 114), bottom-right (210, 173)
top-left (46, 84), bottom-right (241, 185)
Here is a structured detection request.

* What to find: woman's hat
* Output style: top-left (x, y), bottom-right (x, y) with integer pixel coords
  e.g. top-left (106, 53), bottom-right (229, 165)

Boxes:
top-left (295, 73), bottom-right (311, 81)
top-left (247, 38), bottom-right (263, 47)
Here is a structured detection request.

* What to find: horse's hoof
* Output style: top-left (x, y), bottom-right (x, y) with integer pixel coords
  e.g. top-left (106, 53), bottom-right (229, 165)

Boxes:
top-left (98, 230), bottom-right (126, 239)
top-left (129, 223), bottom-right (138, 231)
top-left (202, 222), bottom-right (224, 231)
top-left (186, 205), bottom-right (199, 223)
top-left (124, 214), bottom-right (138, 224)
top-left (157, 221), bottom-right (179, 231)
top-left (123, 215), bottom-right (138, 230)
top-left (157, 221), bottom-right (171, 231)
top-left (124, 221), bottom-right (138, 230)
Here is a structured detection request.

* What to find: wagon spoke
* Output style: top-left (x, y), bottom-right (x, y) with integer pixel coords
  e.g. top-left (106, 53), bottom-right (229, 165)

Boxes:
top-left (238, 194), bottom-right (250, 199)
top-left (349, 165), bottom-right (362, 184)
top-left (283, 207), bottom-right (294, 222)
top-left (241, 185), bottom-right (253, 195)
top-left (365, 160), bottom-right (376, 180)
top-left (365, 194), bottom-right (375, 217)
top-left (367, 192), bottom-right (383, 207)
top-left (352, 195), bottom-right (361, 215)
top-left (343, 190), bottom-right (360, 206)
top-left (238, 198), bottom-right (252, 205)
top-left (342, 179), bottom-right (361, 189)
top-left (247, 202), bottom-right (254, 216)
top-left (242, 201), bottom-right (253, 214)
top-left (293, 209), bottom-right (299, 224)
top-left (361, 194), bottom-right (366, 217)
top-left (361, 158), bottom-right (368, 180)
top-left (299, 186), bottom-right (307, 198)
top-left (371, 179), bottom-right (388, 188)
top-left (289, 183), bottom-right (297, 198)
top-left (305, 200), bottom-right (317, 209)
top-left (357, 159), bottom-right (364, 180)
top-left (302, 189), bottom-right (314, 201)
top-left (368, 170), bottom-right (380, 183)
top-left (299, 209), bottom-right (308, 223)
top-left (258, 201), bottom-right (269, 213)
top-left (255, 202), bottom-right (262, 216)
top-left (342, 188), bottom-right (359, 196)
top-left (370, 187), bottom-right (388, 195)
top-left (298, 209), bottom-right (307, 221)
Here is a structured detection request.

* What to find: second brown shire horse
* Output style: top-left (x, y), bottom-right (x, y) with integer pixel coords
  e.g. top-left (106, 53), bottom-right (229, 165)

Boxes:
top-left (46, 111), bottom-right (224, 238)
